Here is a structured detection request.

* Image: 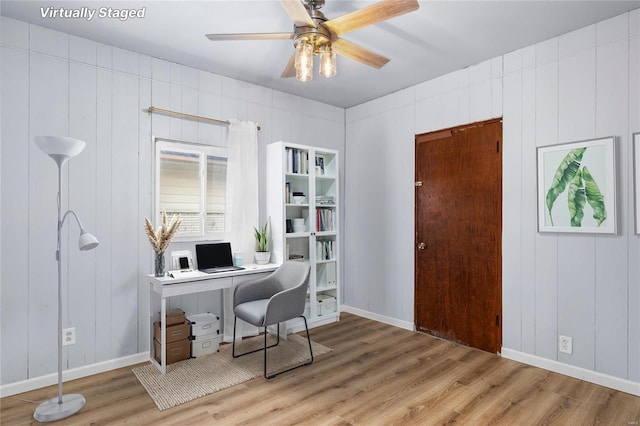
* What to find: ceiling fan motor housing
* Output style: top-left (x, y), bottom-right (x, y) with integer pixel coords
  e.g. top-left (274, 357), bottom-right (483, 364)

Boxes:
top-left (294, 7), bottom-right (333, 53)
top-left (304, 0), bottom-right (325, 11)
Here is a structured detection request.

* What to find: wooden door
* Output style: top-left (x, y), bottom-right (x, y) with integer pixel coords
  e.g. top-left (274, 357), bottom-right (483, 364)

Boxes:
top-left (414, 119), bottom-right (502, 353)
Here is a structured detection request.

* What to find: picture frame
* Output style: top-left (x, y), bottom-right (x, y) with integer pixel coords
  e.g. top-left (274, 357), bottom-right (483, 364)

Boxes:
top-left (537, 136), bottom-right (616, 234)
top-left (634, 132), bottom-right (640, 234)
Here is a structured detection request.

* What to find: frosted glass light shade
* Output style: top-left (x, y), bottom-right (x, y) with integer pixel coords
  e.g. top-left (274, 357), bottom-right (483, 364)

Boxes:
top-left (295, 40), bottom-right (313, 82)
top-left (296, 65), bottom-right (313, 82)
top-left (35, 136), bottom-right (86, 167)
top-left (319, 46), bottom-right (336, 78)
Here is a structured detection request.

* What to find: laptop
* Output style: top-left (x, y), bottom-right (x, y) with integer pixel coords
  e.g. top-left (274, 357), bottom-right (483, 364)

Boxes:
top-left (196, 242), bottom-right (244, 273)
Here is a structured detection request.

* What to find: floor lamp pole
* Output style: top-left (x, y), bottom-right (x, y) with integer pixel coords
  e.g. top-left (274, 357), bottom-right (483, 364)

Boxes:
top-left (33, 136), bottom-right (98, 423)
top-left (56, 163), bottom-right (64, 405)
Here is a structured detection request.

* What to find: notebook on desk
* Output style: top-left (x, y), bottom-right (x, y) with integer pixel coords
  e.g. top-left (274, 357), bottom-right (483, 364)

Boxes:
top-left (195, 242), bottom-right (244, 273)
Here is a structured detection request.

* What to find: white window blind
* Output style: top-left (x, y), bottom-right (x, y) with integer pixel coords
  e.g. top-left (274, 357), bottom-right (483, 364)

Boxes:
top-left (156, 140), bottom-right (227, 240)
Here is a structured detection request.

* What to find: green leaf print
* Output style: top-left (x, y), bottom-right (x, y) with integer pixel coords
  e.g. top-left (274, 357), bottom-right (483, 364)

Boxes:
top-left (545, 147), bottom-right (587, 226)
top-left (567, 169), bottom-right (586, 227)
top-left (582, 166), bottom-right (607, 226)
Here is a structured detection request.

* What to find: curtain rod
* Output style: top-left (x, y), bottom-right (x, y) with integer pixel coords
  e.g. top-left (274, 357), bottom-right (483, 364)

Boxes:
top-left (147, 106), bottom-right (261, 130)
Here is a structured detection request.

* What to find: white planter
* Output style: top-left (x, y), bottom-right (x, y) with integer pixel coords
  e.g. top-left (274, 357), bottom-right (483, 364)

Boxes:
top-left (254, 251), bottom-right (271, 265)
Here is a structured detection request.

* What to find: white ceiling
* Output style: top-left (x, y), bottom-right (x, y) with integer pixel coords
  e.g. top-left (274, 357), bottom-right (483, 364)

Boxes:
top-left (2, 1), bottom-right (639, 108)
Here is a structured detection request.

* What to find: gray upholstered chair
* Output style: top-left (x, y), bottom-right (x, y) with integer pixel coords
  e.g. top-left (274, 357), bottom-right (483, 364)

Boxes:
top-left (232, 261), bottom-right (313, 379)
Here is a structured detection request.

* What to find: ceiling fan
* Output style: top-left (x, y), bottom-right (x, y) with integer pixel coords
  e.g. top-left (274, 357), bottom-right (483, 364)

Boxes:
top-left (205, 0), bottom-right (419, 81)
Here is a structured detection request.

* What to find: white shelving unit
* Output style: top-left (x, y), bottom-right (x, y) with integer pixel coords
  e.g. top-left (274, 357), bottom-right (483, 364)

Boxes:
top-left (266, 141), bottom-right (340, 332)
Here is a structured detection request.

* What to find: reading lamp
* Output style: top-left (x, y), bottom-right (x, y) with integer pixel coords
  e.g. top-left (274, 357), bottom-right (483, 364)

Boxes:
top-left (34, 136), bottom-right (99, 422)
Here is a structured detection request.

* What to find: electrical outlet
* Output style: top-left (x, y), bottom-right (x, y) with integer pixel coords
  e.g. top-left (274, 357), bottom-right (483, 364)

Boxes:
top-left (559, 335), bottom-right (572, 354)
top-left (62, 328), bottom-right (76, 346)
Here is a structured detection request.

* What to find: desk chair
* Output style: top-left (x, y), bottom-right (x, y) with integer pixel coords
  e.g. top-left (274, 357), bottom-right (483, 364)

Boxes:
top-left (232, 261), bottom-right (313, 379)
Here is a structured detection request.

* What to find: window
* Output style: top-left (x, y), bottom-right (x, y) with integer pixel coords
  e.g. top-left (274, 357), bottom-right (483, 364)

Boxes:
top-left (155, 139), bottom-right (227, 240)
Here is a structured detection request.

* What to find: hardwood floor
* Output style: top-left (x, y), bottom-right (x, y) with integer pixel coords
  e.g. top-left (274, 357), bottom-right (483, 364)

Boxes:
top-left (2, 313), bottom-right (639, 425)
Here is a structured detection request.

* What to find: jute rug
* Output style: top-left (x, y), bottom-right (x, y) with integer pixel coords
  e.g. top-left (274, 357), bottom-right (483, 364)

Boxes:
top-left (132, 334), bottom-right (331, 411)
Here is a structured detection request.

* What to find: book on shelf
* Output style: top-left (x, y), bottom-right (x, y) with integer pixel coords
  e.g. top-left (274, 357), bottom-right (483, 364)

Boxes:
top-left (286, 147), bottom-right (308, 174)
top-left (316, 208), bottom-right (334, 232)
top-left (326, 261), bottom-right (336, 287)
top-left (315, 156), bottom-right (325, 175)
top-left (285, 182), bottom-right (291, 204)
top-left (316, 239), bottom-right (334, 261)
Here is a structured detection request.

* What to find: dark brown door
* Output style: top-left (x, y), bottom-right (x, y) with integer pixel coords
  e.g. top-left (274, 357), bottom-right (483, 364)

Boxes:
top-left (414, 119), bottom-right (502, 353)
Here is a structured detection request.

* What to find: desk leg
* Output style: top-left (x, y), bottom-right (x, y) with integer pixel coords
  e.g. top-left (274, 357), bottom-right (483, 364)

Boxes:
top-left (149, 285), bottom-right (167, 375)
top-left (160, 298), bottom-right (166, 374)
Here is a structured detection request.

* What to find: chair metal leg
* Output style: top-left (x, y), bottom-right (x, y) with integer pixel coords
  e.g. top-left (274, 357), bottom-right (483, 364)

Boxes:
top-left (264, 316), bottom-right (314, 380)
top-left (232, 317), bottom-right (280, 359)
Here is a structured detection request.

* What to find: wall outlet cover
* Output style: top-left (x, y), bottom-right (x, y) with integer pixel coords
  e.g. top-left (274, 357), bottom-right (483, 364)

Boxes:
top-left (62, 327), bottom-right (76, 346)
top-left (559, 335), bottom-right (572, 354)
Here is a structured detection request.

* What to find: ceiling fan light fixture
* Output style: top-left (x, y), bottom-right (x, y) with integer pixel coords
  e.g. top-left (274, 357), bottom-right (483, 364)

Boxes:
top-left (206, 0), bottom-right (419, 82)
top-left (319, 45), bottom-right (336, 78)
top-left (295, 39), bottom-right (313, 81)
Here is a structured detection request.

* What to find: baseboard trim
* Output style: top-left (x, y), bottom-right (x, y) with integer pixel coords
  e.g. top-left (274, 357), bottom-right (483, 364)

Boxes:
top-left (0, 352), bottom-right (149, 398)
top-left (501, 348), bottom-right (640, 397)
top-left (340, 305), bottom-right (414, 331)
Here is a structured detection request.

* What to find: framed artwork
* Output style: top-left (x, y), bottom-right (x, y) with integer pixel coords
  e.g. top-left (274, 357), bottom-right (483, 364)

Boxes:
top-left (537, 136), bottom-right (616, 234)
top-left (635, 132), bottom-right (640, 234)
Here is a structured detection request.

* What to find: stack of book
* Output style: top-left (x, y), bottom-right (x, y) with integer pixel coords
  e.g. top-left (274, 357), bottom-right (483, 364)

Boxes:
top-left (315, 195), bottom-right (334, 205)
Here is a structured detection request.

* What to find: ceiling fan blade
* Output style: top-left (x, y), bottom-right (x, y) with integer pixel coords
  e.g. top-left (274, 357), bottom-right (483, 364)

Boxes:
top-left (324, 0), bottom-right (419, 36)
top-left (279, 0), bottom-right (316, 27)
top-left (281, 54), bottom-right (297, 78)
top-left (331, 38), bottom-right (389, 69)
top-left (206, 33), bottom-right (294, 41)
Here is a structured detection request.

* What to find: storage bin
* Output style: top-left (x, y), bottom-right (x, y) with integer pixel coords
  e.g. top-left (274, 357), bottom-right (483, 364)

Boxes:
top-left (154, 338), bottom-right (190, 364)
top-left (191, 332), bottom-right (221, 357)
top-left (317, 295), bottom-right (337, 316)
top-left (187, 313), bottom-right (220, 337)
top-left (164, 308), bottom-right (185, 326)
top-left (154, 321), bottom-right (190, 343)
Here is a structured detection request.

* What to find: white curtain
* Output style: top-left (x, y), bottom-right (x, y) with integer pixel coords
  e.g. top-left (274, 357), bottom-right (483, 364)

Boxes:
top-left (224, 120), bottom-right (258, 258)
top-left (223, 120), bottom-right (259, 341)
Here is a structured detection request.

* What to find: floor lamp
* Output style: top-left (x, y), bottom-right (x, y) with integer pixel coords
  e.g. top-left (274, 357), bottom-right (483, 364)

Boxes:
top-left (34, 136), bottom-right (99, 423)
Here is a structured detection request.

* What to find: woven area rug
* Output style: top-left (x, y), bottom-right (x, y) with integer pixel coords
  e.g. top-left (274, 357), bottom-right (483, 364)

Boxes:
top-left (132, 334), bottom-right (331, 411)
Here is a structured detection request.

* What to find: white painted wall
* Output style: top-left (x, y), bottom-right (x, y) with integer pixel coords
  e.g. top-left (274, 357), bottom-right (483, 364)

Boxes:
top-left (0, 17), bottom-right (344, 388)
top-left (345, 9), bottom-right (639, 389)
top-left (1, 8), bottom-right (638, 396)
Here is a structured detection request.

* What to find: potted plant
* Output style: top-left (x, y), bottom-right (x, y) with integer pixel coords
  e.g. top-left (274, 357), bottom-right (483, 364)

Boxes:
top-left (254, 218), bottom-right (270, 265)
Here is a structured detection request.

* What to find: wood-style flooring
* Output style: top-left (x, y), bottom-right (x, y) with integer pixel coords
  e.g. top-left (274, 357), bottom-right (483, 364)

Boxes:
top-left (2, 313), bottom-right (639, 425)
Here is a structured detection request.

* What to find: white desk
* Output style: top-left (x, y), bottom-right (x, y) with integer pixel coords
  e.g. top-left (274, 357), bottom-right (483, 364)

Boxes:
top-left (148, 263), bottom-right (278, 374)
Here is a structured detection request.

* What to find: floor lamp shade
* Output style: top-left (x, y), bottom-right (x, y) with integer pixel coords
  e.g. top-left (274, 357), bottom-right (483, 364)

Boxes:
top-left (35, 136), bottom-right (86, 167)
top-left (34, 136), bottom-right (98, 423)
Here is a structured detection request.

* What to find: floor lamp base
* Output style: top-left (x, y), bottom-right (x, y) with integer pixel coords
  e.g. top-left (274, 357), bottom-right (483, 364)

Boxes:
top-left (33, 393), bottom-right (86, 422)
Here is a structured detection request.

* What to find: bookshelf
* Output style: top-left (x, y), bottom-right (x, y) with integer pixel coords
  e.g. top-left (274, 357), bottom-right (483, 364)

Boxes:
top-left (266, 141), bottom-right (340, 332)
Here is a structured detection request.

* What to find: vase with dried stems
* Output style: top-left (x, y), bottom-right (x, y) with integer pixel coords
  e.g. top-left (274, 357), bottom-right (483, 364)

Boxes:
top-left (144, 211), bottom-right (182, 277)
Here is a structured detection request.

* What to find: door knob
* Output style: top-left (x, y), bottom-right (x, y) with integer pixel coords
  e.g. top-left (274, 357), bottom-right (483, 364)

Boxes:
top-left (417, 242), bottom-right (426, 250)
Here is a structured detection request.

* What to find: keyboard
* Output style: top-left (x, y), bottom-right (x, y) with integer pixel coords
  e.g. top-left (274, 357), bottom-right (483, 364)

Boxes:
top-left (201, 266), bottom-right (245, 274)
